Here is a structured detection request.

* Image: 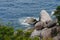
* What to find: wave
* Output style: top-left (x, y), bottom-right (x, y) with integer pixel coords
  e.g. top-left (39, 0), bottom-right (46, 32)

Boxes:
top-left (18, 17), bottom-right (39, 27)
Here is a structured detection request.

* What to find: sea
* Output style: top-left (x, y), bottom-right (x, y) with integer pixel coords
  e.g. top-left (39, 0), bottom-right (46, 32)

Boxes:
top-left (0, 0), bottom-right (60, 30)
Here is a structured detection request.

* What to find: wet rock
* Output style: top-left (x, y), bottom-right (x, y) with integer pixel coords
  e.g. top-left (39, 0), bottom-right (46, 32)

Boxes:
top-left (24, 17), bottom-right (37, 25)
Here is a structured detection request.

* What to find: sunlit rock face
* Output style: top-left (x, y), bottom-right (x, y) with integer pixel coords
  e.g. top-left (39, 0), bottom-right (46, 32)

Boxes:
top-left (30, 29), bottom-right (41, 37)
top-left (40, 10), bottom-right (52, 22)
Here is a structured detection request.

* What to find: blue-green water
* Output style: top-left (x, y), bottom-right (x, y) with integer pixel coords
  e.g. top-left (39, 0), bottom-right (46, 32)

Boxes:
top-left (0, 0), bottom-right (60, 29)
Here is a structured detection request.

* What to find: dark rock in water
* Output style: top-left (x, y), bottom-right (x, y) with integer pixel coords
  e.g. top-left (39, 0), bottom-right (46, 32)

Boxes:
top-left (24, 17), bottom-right (37, 25)
top-left (35, 22), bottom-right (44, 30)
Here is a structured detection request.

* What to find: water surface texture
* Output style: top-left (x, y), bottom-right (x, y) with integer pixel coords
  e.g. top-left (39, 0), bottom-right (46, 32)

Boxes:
top-left (0, 0), bottom-right (60, 29)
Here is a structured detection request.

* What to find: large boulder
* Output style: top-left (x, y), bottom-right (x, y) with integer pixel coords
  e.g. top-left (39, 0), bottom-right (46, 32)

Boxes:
top-left (34, 20), bottom-right (57, 30)
top-left (44, 20), bottom-right (57, 28)
top-left (30, 29), bottom-right (41, 37)
top-left (50, 26), bottom-right (60, 35)
top-left (41, 28), bottom-right (52, 39)
top-left (40, 10), bottom-right (52, 22)
top-left (53, 35), bottom-right (60, 40)
top-left (35, 22), bottom-right (44, 30)
top-left (56, 26), bottom-right (60, 32)
top-left (41, 27), bottom-right (58, 39)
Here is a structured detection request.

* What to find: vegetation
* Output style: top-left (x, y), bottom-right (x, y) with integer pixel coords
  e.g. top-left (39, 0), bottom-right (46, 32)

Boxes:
top-left (54, 6), bottom-right (60, 25)
top-left (0, 25), bottom-right (40, 40)
top-left (0, 25), bottom-right (53, 40)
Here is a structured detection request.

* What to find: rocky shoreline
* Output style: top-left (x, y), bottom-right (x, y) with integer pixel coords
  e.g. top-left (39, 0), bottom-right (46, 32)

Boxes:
top-left (24, 10), bottom-right (60, 40)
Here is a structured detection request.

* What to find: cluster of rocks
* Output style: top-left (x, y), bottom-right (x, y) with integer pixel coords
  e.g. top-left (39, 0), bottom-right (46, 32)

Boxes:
top-left (24, 10), bottom-right (60, 40)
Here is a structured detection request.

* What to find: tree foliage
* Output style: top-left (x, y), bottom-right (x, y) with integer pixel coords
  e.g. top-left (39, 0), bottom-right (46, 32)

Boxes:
top-left (54, 6), bottom-right (60, 25)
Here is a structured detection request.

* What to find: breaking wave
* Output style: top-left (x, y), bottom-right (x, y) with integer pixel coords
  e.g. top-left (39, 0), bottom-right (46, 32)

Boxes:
top-left (18, 17), bottom-right (39, 27)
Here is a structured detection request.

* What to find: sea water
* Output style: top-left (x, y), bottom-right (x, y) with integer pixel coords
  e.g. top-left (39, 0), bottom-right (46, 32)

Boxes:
top-left (0, 0), bottom-right (60, 29)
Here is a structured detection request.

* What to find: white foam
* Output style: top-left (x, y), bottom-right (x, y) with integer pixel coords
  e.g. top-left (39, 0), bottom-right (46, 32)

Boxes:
top-left (18, 17), bottom-right (39, 26)
top-left (26, 17), bottom-right (39, 21)
top-left (51, 11), bottom-right (54, 16)
top-left (18, 17), bottom-right (30, 26)
top-left (34, 17), bottom-right (39, 21)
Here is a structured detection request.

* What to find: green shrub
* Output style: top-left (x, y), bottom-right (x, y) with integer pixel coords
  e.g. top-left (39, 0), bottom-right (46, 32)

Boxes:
top-left (0, 25), bottom-right (40, 40)
top-left (54, 6), bottom-right (60, 25)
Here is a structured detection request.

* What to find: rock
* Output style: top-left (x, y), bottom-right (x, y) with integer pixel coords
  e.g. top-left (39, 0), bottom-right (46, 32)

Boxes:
top-left (34, 20), bottom-right (57, 29)
top-left (56, 26), bottom-right (60, 33)
top-left (53, 35), bottom-right (60, 40)
top-left (41, 27), bottom-right (58, 39)
top-left (51, 26), bottom-right (60, 35)
top-left (30, 29), bottom-right (41, 37)
top-left (40, 10), bottom-right (52, 22)
top-left (51, 26), bottom-right (57, 37)
top-left (52, 26), bottom-right (60, 40)
top-left (41, 28), bottom-right (52, 39)
top-left (35, 22), bottom-right (44, 30)
top-left (24, 17), bottom-right (37, 25)
top-left (44, 20), bottom-right (57, 28)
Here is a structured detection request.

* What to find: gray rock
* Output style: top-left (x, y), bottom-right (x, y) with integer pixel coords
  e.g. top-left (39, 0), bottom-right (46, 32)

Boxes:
top-left (40, 10), bottom-right (52, 22)
top-left (43, 20), bottom-right (57, 28)
top-left (56, 26), bottom-right (60, 33)
top-left (51, 26), bottom-right (60, 36)
top-left (41, 27), bottom-right (58, 39)
top-left (41, 28), bottom-right (52, 39)
top-left (24, 17), bottom-right (37, 25)
top-left (35, 22), bottom-right (44, 30)
top-left (47, 21), bottom-right (57, 28)
top-left (53, 35), bottom-right (60, 40)
top-left (30, 29), bottom-right (41, 37)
